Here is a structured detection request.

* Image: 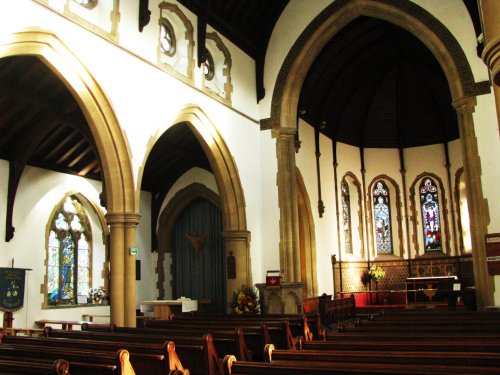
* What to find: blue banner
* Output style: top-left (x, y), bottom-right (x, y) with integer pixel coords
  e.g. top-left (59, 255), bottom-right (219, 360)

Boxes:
top-left (0, 268), bottom-right (26, 312)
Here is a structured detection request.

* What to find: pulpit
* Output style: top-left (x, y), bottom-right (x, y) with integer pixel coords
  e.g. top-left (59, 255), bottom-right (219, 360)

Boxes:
top-left (255, 282), bottom-right (303, 314)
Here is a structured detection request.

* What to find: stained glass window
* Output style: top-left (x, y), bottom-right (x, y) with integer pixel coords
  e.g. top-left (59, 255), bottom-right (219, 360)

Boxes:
top-left (373, 180), bottom-right (393, 254)
top-left (420, 178), bottom-right (442, 252)
top-left (47, 196), bottom-right (91, 306)
top-left (341, 181), bottom-right (352, 254)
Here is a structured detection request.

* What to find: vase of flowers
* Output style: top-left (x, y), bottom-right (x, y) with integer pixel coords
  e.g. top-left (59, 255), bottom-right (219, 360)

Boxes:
top-left (368, 265), bottom-right (385, 304)
top-left (368, 265), bottom-right (385, 284)
top-left (88, 286), bottom-right (106, 304)
top-left (230, 284), bottom-right (260, 314)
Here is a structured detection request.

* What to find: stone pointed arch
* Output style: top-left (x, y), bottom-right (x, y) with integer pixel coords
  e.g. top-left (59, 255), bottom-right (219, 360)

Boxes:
top-left (271, 0), bottom-right (492, 308)
top-left (0, 30), bottom-right (135, 213)
top-left (139, 104), bottom-right (250, 302)
top-left (296, 168), bottom-right (318, 298)
top-left (0, 29), bottom-right (137, 326)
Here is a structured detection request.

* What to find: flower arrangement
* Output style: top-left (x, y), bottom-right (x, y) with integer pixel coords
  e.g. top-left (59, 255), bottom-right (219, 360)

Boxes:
top-left (368, 265), bottom-right (386, 282)
top-left (230, 284), bottom-right (259, 314)
top-left (88, 286), bottom-right (106, 304)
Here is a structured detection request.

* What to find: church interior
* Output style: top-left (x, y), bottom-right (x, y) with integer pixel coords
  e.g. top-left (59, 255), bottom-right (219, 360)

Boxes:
top-left (0, 0), bottom-right (500, 373)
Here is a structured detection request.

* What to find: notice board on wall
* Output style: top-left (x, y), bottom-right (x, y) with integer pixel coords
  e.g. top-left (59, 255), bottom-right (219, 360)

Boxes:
top-left (486, 233), bottom-right (500, 275)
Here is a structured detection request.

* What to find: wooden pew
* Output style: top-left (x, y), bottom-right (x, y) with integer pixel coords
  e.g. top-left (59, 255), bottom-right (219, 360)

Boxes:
top-left (0, 357), bottom-right (69, 374)
top-left (318, 293), bottom-right (356, 329)
top-left (228, 359), bottom-right (500, 374)
top-left (301, 338), bottom-right (500, 353)
top-left (43, 327), bottom-right (222, 375)
top-left (82, 323), bottom-right (251, 361)
top-left (0, 333), bottom-right (188, 375)
top-left (222, 353), bottom-right (500, 375)
top-left (82, 314), bottom-right (110, 322)
top-left (264, 344), bottom-right (500, 368)
top-left (146, 318), bottom-right (275, 359)
top-left (0, 344), bottom-right (133, 374)
top-left (178, 312), bottom-right (324, 342)
top-left (34, 319), bottom-right (85, 331)
top-left (2, 327), bottom-right (44, 336)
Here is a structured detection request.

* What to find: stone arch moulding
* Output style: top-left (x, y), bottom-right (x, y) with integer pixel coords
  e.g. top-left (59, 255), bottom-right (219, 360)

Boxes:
top-left (270, 0), bottom-right (492, 308)
top-left (0, 29), bottom-right (135, 214)
top-left (296, 167), bottom-right (318, 298)
top-left (138, 104), bottom-right (250, 297)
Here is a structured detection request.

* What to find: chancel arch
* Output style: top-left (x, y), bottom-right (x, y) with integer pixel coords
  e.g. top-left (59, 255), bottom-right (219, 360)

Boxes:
top-left (270, 0), bottom-right (493, 308)
top-left (0, 30), bottom-right (136, 326)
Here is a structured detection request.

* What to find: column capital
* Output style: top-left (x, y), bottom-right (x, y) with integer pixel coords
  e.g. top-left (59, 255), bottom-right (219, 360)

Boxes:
top-left (105, 212), bottom-right (141, 226)
top-left (452, 96), bottom-right (477, 112)
top-left (222, 230), bottom-right (251, 241)
top-left (482, 37), bottom-right (500, 86)
top-left (272, 126), bottom-right (297, 138)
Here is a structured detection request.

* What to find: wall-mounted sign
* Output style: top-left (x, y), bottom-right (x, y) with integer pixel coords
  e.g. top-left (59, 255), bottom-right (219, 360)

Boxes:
top-left (485, 233), bottom-right (500, 275)
top-left (129, 245), bottom-right (138, 255)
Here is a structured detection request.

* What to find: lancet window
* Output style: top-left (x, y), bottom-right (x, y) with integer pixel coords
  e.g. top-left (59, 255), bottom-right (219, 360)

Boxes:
top-left (47, 196), bottom-right (91, 306)
top-left (373, 180), bottom-right (393, 254)
top-left (420, 177), bottom-right (442, 252)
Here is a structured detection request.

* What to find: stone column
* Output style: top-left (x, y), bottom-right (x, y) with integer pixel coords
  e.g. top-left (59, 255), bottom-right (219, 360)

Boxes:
top-left (223, 230), bottom-right (251, 309)
top-left (453, 96), bottom-right (494, 309)
top-left (273, 127), bottom-right (300, 283)
top-left (106, 212), bottom-right (140, 327)
top-left (479, 0), bottom-right (500, 131)
top-left (124, 213), bottom-right (141, 327)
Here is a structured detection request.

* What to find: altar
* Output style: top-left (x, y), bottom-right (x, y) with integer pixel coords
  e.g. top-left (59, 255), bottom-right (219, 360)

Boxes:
top-left (140, 299), bottom-right (197, 319)
top-left (405, 276), bottom-right (460, 305)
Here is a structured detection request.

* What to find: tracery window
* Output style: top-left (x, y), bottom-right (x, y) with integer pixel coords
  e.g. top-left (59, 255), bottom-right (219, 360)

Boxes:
top-left (373, 180), bottom-right (393, 254)
top-left (203, 49), bottom-right (215, 81)
top-left (47, 196), bottom-right (91, 306)
top-left (341, 181), bottom-right (352, 254)
top-left (159, 18), bottom-right (176, 56)
top-left (73, 0), bottom-right (98, 9)
top-left (420, 177), bottom-right (442, 252)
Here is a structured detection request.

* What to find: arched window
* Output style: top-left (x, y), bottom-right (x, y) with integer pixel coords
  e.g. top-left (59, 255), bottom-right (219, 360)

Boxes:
top-left (47, 196), bottom-right (91, 306)
top-left (341, 180), bottom-right (352, 254)
top-left (373, 180), bottom-right (393, 254)
top-left (420, 177), bottom-right (442, 253)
